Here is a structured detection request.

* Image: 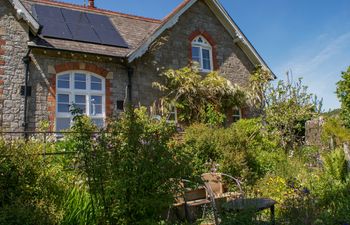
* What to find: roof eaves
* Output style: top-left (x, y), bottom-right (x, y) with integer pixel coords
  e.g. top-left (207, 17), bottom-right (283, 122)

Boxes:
top-left (28, 40), bottom-right (128, 58)
top-left (7, 0), bottom-right (40, 34)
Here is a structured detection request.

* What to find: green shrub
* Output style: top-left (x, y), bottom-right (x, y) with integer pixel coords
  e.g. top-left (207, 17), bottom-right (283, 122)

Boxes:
top-left (250, 69), bottom-right (322, 151)
top-left (322, 148), bottom-right (348, 182)
top-left (336, 66), bottom-right (350, 128)
top-left (65, 107), bottom-right (189, 224)
top-left (181, 123), bottom-right (222, 175)
top-left (60, 187), bottom-right (95, 225)
top-left (316, 179), bottom-right (350, 224)
top-left (179, 118), bottom-right (280, 184)
top-left (0, 140), bottom-right (64, 225)
top-left (322, 116), bottom-right (350, 148)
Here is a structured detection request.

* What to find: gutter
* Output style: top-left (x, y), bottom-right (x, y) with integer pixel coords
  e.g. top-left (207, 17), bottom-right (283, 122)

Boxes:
top-left (27, 43), bottom-right (126, 59)
top-left (22, 48), bottom-right (32, 138)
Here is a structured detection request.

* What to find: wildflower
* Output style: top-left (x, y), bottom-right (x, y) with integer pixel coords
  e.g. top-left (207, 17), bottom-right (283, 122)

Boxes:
top-left (302, 187), bottom-right (310, 195)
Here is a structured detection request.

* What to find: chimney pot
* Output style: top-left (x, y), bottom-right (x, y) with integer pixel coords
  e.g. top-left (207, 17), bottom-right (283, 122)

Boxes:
top-left (88, 0), bottom-right (95, 8)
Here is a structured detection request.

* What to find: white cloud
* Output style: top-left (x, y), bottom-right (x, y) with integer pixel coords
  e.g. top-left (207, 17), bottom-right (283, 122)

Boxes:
top-left (274, 31), bottom-right (350, 110)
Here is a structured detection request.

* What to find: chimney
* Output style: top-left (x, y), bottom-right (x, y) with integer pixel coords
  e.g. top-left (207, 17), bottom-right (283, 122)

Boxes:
top-left (88, 0), bottom-right (95, 8)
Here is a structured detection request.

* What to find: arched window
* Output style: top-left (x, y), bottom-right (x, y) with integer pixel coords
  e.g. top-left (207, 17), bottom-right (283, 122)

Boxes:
top-left (56, 71), bottom-right (105, 131)
top-left (191, 35), bottom-right (213, 72)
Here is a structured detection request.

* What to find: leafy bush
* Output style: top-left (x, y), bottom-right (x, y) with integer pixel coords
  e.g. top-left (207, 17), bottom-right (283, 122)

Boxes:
top-left (66, 107), bottom-right (189, 224)
top-left (60, 188), bottom-right (95, 225)
top-left (322, 148), bottom-right (348, 182)
top-left (336, 66), bottom-right (350, 128)
top-left (322, 116), bottom-right (350, 148)
top-left (315, 178), bottom-right (350, 224)
top-left (179, 118), bottom-right (280, 184)
top-left (0, 140), bottom-right (64, 225)
top-left (249, 68), bottom-right (322, 151)
top-left (264, 78), bottom-right (321, 151)
top-left (248, 144), bottom-right (350, 225)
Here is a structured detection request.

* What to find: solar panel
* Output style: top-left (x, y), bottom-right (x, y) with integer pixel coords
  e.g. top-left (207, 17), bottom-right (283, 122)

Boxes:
top-left (32, 4), bottom-right (129, 48)
top-left (94, 26), bottom-right (128, 47)
top-left (33, 4), bottom-right (65, 22)
top-left (86, 13), bottom-right (112, 29)
top-left (87, 13), bottom-right (128, 48)
top-left (41, 21), bottom-right (73, 39)
top-left (67, 23), bottom-right (100, 43)
top-left (61, 8), bottom-right (90, 25)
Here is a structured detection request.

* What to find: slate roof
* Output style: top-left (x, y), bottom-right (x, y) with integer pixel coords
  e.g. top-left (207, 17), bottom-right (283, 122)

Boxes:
top-left (22, 0), bottom-right (161, 57)
top-left (18, 0), bottom-right (273, 76)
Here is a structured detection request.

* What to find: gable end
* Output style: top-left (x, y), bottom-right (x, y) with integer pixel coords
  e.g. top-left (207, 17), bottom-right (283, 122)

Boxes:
top-left (128, 0), bottom-right (274, 77)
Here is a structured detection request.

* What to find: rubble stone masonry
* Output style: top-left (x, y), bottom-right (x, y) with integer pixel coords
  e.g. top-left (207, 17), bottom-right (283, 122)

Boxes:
top-left (0, 1), bottom-right (29, 131)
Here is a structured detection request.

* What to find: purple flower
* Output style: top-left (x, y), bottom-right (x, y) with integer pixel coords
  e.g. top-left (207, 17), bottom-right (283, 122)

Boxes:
top-left (302, 187), bottom-right (310, 195)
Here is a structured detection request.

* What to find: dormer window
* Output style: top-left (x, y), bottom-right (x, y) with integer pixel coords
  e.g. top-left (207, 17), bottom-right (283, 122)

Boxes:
top-left (191, 36), bottom-right (213, 72)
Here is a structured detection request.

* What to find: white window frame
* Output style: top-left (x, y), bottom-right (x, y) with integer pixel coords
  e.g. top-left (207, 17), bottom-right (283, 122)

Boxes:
top-left (56, 70), bottom-right (106, 131)
top-left (232, 107), bottom-right (242, 123)
top-left (191, 35), bottom-right (213, 72)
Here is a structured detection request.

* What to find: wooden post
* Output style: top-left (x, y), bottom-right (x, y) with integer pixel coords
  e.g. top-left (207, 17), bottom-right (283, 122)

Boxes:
top-left (330, 136), bottom-right (335, 150)
top-left (343, 142), bottom-right (350, 172)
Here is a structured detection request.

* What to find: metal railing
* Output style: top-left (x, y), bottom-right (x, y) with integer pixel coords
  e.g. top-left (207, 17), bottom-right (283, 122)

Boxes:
top-left (0, 131), bottom-right (101, 157)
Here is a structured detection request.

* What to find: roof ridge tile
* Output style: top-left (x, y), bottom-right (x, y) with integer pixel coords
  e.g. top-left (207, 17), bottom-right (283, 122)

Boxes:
top-left (28, 0), bottom-right (162, 23)
top-left (162, 0), bottom-right (192, 22)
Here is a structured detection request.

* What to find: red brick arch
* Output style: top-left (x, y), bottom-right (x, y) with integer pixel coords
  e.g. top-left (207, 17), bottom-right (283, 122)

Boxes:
top-left (47, 62), bottom-right (112, 131)
top-left (188, 30), bottom-right (218, 70)
top-left (54, 62), bottom-right (109, 76)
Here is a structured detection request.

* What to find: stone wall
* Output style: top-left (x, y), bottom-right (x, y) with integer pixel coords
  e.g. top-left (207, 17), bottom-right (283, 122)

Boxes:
top-left (131, 0), bottom-right (255, 108)
top-left (0, 0), bottom-right (30, 132)
top-left (305, 117), bottom-right (324, 147)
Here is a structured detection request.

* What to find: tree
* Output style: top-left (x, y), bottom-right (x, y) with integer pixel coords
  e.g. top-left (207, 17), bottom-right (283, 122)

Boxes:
top-left (336, 66), bottom-right (350, 128)
top-left (266, 77), bottom-right (322, 150)
top-left (249, 69), bottom-right (322, 151)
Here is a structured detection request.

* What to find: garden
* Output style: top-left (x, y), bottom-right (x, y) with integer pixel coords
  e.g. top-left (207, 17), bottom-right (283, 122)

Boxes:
top-left (1, 66), bottom-right (350, 225)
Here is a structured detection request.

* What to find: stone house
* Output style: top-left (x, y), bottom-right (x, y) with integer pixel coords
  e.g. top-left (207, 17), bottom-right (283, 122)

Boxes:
top-left (0, 0), bottom-right (273, 132)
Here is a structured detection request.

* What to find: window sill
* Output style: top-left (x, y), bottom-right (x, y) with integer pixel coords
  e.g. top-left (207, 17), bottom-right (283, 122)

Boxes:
top-left (198, 69), bottom-right (213, 75)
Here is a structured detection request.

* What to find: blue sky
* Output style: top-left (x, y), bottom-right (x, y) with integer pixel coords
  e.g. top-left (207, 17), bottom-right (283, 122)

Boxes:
top-left (61, 0), bottom-right (350, 110)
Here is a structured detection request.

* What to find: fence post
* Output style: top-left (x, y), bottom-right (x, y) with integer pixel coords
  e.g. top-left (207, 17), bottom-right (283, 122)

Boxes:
top-left (43, 132), bottom-right (47, 159)
top-left (330, 136), bottom-right (335, 150)
top-left (343, 142), bottom-right (350, 172)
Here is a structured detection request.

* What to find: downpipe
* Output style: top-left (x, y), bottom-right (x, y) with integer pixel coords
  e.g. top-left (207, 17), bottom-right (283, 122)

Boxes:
top-left (22, 48), bottom-right (31, 139)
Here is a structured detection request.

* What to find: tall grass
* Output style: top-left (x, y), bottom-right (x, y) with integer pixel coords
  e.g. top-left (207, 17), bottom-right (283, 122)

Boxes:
top-left (60, 187), bottom-right (95, 225)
